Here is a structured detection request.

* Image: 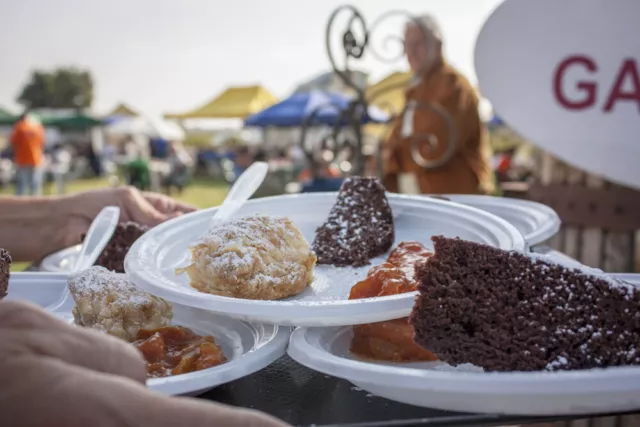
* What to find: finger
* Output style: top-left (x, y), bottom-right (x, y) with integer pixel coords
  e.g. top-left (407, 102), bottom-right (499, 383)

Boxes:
top-left (169, 199), bottom-right (198, 214)
top-left (121, 187), bottom-right (168, 226)
top-left (142, 192), bottom-right (197, 214)
top-left (0, 301), bottom-right (147, 383)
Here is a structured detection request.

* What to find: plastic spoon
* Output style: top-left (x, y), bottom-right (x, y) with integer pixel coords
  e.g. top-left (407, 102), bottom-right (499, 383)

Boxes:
top-left (45, 206), bottom-right (121, 312)
top-left (210, 161), bottom-right (269, 228)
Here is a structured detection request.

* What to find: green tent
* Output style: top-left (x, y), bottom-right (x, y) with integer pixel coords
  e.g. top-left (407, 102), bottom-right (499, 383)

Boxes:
top-left (43, 114), bottom-right (103, 129)
top-left (0, 107), bottom-right (15, 123)
top-left (0, 110), bottom-right (102, 129)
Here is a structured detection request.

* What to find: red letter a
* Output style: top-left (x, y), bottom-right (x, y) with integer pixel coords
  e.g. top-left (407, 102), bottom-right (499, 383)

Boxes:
top-left (604, 59), bottom-right (640, 113)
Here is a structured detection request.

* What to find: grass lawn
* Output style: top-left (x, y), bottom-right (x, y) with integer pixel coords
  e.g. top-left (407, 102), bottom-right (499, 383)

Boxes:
top-left (3, 176), bottom-right (229, 271)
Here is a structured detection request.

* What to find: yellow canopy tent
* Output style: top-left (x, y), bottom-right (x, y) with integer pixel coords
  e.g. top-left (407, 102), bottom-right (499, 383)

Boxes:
top-left (165, 85), bottom-right (277, 119)
top-left (108, 103), bottom-right (139, 117)
top-left (364, 71), bottom-right (412, 140)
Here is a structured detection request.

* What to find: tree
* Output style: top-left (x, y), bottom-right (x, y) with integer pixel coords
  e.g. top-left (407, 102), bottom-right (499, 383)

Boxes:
top-left (17, 67), bottom-right (94, 109)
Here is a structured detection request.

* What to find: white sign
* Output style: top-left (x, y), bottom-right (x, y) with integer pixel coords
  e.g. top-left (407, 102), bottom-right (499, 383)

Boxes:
top-left (475, 0), bottom-right (640, 189)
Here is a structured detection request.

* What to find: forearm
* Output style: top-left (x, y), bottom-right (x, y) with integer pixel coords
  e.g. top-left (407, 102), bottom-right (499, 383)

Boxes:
top-left (0, 196), bottom-right (70, 262)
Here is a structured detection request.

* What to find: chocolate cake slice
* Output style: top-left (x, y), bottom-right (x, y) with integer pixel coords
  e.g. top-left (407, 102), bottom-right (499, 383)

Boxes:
top-left (410, 236), bottom-right (640, 372)
top-left (312, 176), bottom-right (394, 267)
top-left (88, 222), bottom-right (149, 273)
top-left (0, 248), bottom-right (11, 299)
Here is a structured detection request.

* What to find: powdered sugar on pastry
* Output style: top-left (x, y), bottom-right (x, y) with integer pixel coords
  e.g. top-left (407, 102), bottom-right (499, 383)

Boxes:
top-left (178, 215), bottom-right (317, 300)
top-left (68, 266), bottom-right (173, 341)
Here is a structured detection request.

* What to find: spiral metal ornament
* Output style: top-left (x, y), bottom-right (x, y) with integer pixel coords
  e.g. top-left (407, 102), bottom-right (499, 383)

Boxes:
top-left (407, 101), bottom-right (458, 169)
top-left (299, 4), bottom-right (458, 179)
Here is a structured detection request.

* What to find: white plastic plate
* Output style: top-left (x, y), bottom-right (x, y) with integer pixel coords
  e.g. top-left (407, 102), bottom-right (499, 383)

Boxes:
top-left (40, 195), bottom-right (555, 273)
top-left (288, 272), bottom-right (640, 416)
top-left (436, 194), bottom-right (561, 246)
top-left (4, 273), bottom-right (289, 396)
top-left (125, 193), bottom-right (525, 327)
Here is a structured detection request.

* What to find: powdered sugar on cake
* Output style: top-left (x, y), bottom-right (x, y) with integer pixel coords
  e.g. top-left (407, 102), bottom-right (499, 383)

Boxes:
top-left (313, 177), bottom-right (394, 267)
top-left (521, 251), bottom-right (638, 295)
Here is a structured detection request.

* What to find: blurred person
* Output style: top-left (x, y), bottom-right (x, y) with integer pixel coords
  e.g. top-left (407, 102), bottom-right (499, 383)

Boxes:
top-left (300, 156), bottom-right (343, 193)
top-left (125, 141), bottom-right (150, 190)
top-left (494, 146), bottom-right (517, 182)
top-left (50, 143), bottom-right (71, 195)
top-left (232, 146), bottom-right (252, 183)
top-left (382, 16), bottom-right (494, 195)
top-left (270, 148), bottom-right (291, 170)
top-left (87, 140), bottom-right (103, 177)
top-left (10, 111), bottom-right (45, 196)
top-left (0, 300), bottom-right (287, 427)
top-left (289, 144), bottom-right (306, 176)
top-left (163, 140), bottom-right (192, 195)
top-left (298, 156), bottom-right (341, 184)
top-left (253, 149), bottom-right (267, 163)
top-left (87, 128), bottom-right (105, 177)
top-left (0, 186), bottom-right (195, 262)
top-left (251, 149), bottom-right (293, 199)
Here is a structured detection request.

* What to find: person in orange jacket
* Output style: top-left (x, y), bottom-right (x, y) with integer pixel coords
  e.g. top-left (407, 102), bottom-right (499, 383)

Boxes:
top-left (382, 15), bottom-right (494, 195)
top-left (10, 111), bottom-right (45, 195)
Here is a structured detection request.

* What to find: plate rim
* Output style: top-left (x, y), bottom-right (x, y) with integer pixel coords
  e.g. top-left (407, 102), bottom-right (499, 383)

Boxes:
top-left (436, 194), bottom-right (561, 245)
top-left (287, 309), bottom-right (640, 396)
top-left (39, 193), bottom-right (554, 273)
top-left (123, 192), bottom-right (526, 325)
top-left (147, 322), bottom-right (290, 394)
top-left (288, 273), bottom-right (640, 394)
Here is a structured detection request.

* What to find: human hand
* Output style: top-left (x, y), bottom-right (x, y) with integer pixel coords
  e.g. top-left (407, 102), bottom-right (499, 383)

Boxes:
top-left (0, 300), bottom-right (147, 426)
top-left (0, 300), bottom-right (290, 427)
top-left (61, 186), bottom-right (197, 249)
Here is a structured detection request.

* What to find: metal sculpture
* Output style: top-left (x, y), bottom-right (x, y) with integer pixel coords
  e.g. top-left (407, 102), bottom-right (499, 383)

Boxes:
top-left (300, 5), bottom-right (457, 178)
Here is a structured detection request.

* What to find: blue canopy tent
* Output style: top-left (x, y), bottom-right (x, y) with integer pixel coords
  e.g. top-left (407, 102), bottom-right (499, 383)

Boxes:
top-left (244, 91), bottom-right (388, 194)
top-left (244, 90), bottom-right (388, 127)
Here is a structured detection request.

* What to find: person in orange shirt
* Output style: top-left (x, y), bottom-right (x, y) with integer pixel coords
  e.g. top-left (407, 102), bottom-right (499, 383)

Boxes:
top-left (382, 16), bottom-right (494, 195)
top-left (10, 112), bottom-right (45, 196)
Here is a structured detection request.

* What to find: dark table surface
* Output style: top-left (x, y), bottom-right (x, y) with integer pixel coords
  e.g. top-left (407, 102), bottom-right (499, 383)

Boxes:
top-left (200, 355), bottom-right (634, 427)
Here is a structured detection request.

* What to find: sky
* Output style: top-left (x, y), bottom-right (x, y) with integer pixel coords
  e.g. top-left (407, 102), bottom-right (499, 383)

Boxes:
top-left (0, 0), bottom-right (503, 116)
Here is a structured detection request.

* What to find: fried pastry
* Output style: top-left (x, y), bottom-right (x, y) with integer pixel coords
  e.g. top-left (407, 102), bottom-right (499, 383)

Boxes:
top-left (68, 266), bottom-right (173, 341)
top-left (179, 215), bottom-right (316, 300)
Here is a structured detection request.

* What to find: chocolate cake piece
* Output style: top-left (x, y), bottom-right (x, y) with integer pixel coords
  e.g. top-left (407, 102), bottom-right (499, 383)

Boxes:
top-left (312, 176), bottom-right (394, 267)
top-left (89, 222), bottom-right (149, 273)
top-left (0, 248), bottom-right (11, 299)
top-left (410, 236), bottom-right (640, 372)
